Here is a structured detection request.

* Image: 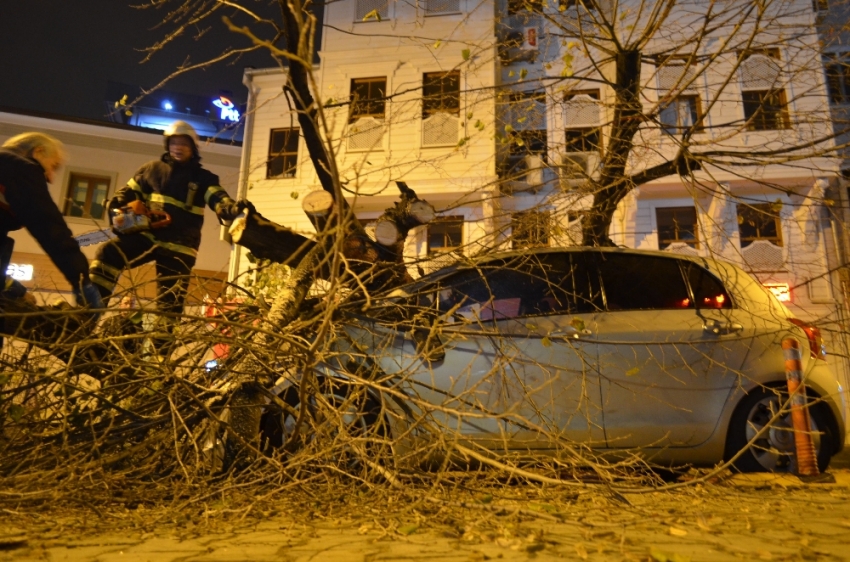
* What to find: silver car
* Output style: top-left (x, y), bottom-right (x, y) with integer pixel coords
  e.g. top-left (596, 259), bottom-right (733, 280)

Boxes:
top-left (270, 248), bottom-right (847, 473)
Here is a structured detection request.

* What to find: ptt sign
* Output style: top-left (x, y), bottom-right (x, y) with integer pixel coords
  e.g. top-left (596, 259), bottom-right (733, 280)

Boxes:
top-left (213, 96), bottom-right (240, 122)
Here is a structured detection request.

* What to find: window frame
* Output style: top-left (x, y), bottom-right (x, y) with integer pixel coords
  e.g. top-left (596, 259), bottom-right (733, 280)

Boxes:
top-left (422, 71), bottom-right (461, 118)
top-left (742, 89), bottom-right (790, 131)
top-left (63, 172), bottom-right (111, 220)
top-left (823, 54), bottom-right (850, 105)
top-left (655, 206), bottom-right (700, 249)
top-left (354, 0), bottom-right (390, 21)
top-left (424, 0), bottom-right (462, 15)
top-left (739, 50), bottom-right (790, 131)
top-left (267, 127), bottom-right (300, 179)
top-left (659, 94), bottom-right (704, 134)
top-left (427, 216), bottom-right (465, 255)
top-left (737, 202), bottom-right (783, 247)
top-left (350, 77), bottom-right (387, 122)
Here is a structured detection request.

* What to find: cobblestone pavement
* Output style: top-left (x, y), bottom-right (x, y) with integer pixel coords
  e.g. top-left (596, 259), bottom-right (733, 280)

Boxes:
top-left (2, 468), bottom-right (850, 562)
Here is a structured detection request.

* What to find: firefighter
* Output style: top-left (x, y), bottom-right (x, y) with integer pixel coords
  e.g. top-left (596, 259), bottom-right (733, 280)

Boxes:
top-left (0, 132), bottom-right (103, 313)
top-left (89, 121), bottom-right (245, 355)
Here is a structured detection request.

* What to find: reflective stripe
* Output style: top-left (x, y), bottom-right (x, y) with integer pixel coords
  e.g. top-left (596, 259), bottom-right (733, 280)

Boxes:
top-left (127, 178), bottom-right (146, 196)
top-left (90, 260), bottom-right (123, 278)
top-left (140, 231), bottom-right (199, 258)
top-left (204, 185), bottom-right (225, 205)
top-left (148, 193), bottom-right (205, 215)
top-left (90, 273), bottom-right (117, 291)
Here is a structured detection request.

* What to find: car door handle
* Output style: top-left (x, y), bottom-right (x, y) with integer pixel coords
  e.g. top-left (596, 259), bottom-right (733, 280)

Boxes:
top-left (703, 319), bottom-right (743, 335)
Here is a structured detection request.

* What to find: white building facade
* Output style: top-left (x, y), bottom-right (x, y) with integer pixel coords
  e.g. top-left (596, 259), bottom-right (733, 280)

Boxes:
top-left (0, 109), bottom-right (240, 304)
top-left (233, 0), bottom-right (849, 390)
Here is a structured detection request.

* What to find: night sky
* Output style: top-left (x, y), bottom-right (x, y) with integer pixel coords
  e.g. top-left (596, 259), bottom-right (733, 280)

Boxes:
top-left (0, 1), bottom-right (279, 122)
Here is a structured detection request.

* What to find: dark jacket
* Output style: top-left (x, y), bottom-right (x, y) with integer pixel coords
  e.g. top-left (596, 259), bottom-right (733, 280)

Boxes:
top-left (109, 153), bottom-right (236, 256)
top-left (0, 148), bottom-right (90, 289)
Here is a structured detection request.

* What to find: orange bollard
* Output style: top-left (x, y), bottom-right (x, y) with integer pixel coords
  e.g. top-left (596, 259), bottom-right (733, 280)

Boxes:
top-left (782, 338), bottom-right (819, 477)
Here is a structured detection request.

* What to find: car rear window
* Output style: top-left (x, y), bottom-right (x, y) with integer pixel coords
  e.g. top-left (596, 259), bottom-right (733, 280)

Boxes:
top-left (596, 253), bottom-right (692, 311)
top-left (684, 262), bottom-right (732, 309)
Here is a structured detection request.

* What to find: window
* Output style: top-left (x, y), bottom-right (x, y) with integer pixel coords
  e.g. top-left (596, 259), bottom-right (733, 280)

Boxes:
top-left (508, 0), bottom-right (544, 15)
top-left (564, 90), bottom-right (601, 129)
top-left (684, 262), bottom-right (732, 309)
top-left (596, 253), bottom-right (692, 311)
top-left (433, 254), bottom-right (590, 321)
top-left (659, 95), bottom-right (702, 134)
top-left (742, 90), bottom-right (789, 131)
top-left (565, 128), bottom-right (601, 152)
top-left (823, 54), bottom-right (850, 105)
top-left (498, 91), bottom-right (547, 181)
top-left (428, 216), bottom-right (464, 255)
top-left (355, 0), bottom-right (389, 21)
top-left (350, 77), bottom-right (387, 121)
top-left (425, 0), bottom-right (460, 14)
top-left (511, 210), bottom-right (550, 249)
top-left (64, 173), bottom-right (110, 219)
top-left (423, 71), bottom-right (460, 117)
top-left (267, 128), bottom-right (299, 179)
top-left (656, 207), bottom-right (699, 249)
top-left (740, 51), bottom-right (789, 131)
top-left (737, 203), bottom-right (782, 247)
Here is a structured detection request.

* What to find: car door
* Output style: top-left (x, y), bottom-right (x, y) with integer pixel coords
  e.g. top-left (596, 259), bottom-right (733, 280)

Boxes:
top-left (594, 253), bottom-right (751, 448)
top-left (388, 253), bottom-right (603, 449)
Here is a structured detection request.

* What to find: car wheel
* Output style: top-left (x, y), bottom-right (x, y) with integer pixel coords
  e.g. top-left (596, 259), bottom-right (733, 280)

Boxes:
top-left (725, 386), bottom-right (837, 473)
top-left (259, 377), bottom-right (389, 470)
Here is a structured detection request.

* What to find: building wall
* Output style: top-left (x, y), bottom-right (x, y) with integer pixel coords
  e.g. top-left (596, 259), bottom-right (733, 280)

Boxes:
top-left (235, 0), bottom-right (849, 401)
top-left (0, 110), bottom-right (241, 304)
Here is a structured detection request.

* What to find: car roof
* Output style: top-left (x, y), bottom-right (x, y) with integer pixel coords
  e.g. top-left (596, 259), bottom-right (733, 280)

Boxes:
top-left (395, 246), bottom-right (731, 293)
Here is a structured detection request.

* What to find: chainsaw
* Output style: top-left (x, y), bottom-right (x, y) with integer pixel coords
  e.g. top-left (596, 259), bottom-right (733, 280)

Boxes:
top-left (75, 200), bottom-right (172, 247)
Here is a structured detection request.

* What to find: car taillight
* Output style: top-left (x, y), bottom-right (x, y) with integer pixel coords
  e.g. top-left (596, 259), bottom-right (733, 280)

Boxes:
top-left (789, 318), bottom-right (827, 360)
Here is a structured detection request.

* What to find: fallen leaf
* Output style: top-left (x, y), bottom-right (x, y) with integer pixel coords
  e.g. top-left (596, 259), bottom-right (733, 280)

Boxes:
top-left (668, 526), bottom-right (688, 537)
top-left (625, 367), bottom-right (640, 377)
top-left (397, 524), bottom-right (419, 536)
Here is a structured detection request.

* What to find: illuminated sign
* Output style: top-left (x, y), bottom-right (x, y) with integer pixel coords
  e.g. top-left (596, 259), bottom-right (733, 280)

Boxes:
top-left (212, 96), bottom-right (240, 122)
top-left (764, 282), bottom-right (791, 302)
top-left (6, 263), bottom-right (33, 282)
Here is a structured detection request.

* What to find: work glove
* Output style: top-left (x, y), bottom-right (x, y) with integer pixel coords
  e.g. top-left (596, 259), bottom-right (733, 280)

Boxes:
top-left (216, 199), bottom-right (246, 222)
top-left (76, 282), bottom-right (105, 310)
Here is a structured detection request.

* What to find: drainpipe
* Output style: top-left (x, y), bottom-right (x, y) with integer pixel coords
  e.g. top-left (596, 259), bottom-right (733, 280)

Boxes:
top-left (227, 69), bottom-right (259, 286)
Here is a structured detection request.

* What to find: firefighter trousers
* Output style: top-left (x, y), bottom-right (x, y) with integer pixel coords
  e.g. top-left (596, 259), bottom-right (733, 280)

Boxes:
top-left (90, 233), bottom-right (196, 353)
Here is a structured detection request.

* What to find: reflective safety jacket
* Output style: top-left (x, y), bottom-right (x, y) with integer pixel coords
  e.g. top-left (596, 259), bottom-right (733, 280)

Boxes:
top-left (0, 148), bottom-right (90, 289)
top-left (109, 153), bottom-right (237, 258)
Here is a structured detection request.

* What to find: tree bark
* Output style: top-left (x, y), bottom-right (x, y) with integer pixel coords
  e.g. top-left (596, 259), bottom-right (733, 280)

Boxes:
top-left (582, 50), bottom-right (643, 247)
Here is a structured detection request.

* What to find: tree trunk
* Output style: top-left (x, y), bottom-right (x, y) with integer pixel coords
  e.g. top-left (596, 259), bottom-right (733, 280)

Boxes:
top-left (582, 49), bottom-right (643, 247)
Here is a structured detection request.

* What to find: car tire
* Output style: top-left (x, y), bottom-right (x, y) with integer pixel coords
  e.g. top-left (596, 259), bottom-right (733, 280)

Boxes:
top-left (725, 386), bottom-right (837, 473)
top-left (259, 377), bottom-right (389, 470)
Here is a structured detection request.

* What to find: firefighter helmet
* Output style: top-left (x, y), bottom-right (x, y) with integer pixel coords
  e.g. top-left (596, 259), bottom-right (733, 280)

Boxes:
top-left (163, 121), bottom-right (200, 154)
